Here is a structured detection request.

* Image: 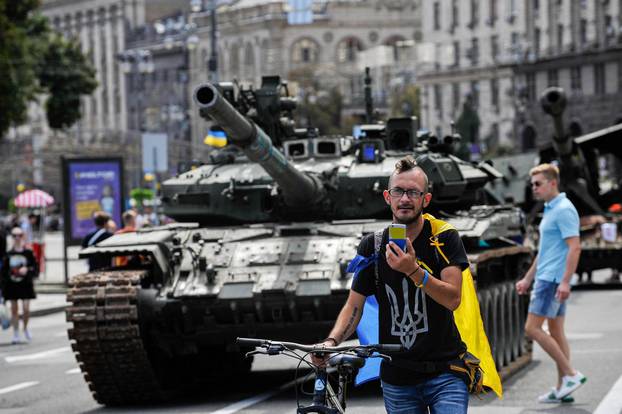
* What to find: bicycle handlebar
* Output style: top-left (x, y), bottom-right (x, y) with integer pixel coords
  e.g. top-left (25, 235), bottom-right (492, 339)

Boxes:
top-left (236, 337), bottom-right (403, 354)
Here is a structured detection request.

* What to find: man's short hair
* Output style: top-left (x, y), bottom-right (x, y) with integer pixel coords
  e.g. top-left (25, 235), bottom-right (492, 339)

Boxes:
top-left (529, 163), bottom-right (560, 183)
top-left (122, 210), bottom-right (136, 225)
top-left (390, 155), bottom-right (429, 192)
top-left (93, 211), bottom-right (110, 227)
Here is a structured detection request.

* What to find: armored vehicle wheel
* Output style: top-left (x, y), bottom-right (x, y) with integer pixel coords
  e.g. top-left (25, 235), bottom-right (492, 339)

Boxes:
top-left (507, 282), bottom-right (521, 361)
top-left (492, 285), bottom-right (506, 369)
top-left (502, 283), bottom-right (514, 366)
top-left (67, 271), bottom-right (166, 405)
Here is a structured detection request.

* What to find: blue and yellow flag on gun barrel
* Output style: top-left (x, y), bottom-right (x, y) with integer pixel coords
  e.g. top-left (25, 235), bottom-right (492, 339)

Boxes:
top-left (204, 128), bottom-right (227, 148)
top-left (347, 214), bottom-right (503, 398)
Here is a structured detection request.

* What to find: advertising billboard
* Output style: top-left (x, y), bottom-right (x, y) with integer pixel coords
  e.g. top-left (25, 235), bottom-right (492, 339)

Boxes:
top-left (62, 157), bottom-right (124, 245)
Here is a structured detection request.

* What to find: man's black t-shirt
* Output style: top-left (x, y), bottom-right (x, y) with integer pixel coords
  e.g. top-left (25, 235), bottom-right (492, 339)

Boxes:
top-left (351, 219), bottom-right (469, 385)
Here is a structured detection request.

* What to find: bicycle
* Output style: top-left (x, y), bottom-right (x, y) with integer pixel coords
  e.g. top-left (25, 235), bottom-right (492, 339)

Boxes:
top-left (236, 337), bottom-right (402, 414)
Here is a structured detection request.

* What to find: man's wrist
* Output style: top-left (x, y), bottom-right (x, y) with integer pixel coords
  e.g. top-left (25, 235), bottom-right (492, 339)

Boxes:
top-left (323, 337), bottom-right (338, 346)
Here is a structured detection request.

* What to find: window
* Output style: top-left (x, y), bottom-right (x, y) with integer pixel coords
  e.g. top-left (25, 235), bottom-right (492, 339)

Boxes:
top-left (453, 41), bottom-right (461, 66)
top-left (533, 0), bottom-right (539, 10)
top-left (470, 0), bottom-right (479, 28)
top-left (534, 27), bottom-right (541, 57)
top-left (434, 84), bottom-right (443, 116)
top-left (470, 81), bottom-right (479, 108)
top-left (594, 63), bottom-right (606, 94)
top-left (547, 69), bottom-right (559, 87)
top-left (580, 19), bottom-right (587, 45)
top-left (291, 38), bottom-right (320, 64)
top-left (619, 60), bottom-right (622, 93)
top-left (491, 78), bottom-right (499, 109)
top-left (470, 38), bottom-right (479, 66)
top-left (526, 73), bottom-right (536, 101)
top-left (557, 24), bottom-right (564, 51)
top-left (452, 0), bottom-right (459, 29)
top-left (491, 35), bottom-right (499, 61)
top-left (570, 66), bottom-right (582, 92)
top-left (433, 2), bottom-right (441, 30)
top-left (452, 82), bottom-right (461, 110)
top-left (489, 0), bottom-right (497, 25)
top-left (336, 37), bottom-right (363, 63)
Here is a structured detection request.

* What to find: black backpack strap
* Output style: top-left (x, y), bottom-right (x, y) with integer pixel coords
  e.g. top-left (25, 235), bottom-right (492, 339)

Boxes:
top-left (373, 229), bottom-right (384, 290)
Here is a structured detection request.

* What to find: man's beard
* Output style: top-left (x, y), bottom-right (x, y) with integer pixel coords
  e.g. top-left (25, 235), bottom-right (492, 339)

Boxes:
top-left (394, 205), bottom-right (423, 225)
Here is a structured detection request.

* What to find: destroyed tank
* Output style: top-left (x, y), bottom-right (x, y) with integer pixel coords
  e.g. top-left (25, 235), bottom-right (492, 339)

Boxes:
top-left (67, 75), bottom-right (533, 405)
top-left (487, 86), bottom-right (622, 287)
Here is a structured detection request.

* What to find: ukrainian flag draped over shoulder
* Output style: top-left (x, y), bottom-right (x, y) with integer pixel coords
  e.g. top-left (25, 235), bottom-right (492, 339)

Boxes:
top-left (349, 215), bottom-right (503, 398)
top-left (424, 213), bottom-right (503, 398)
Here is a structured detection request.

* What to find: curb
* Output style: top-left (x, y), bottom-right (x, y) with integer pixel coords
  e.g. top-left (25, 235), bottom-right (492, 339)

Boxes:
top-left (30, 305), bottom-right (68, 318)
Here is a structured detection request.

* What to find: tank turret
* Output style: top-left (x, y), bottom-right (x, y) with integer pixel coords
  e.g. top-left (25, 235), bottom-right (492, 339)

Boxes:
top-left (193, 83), bottom-right (326, 208)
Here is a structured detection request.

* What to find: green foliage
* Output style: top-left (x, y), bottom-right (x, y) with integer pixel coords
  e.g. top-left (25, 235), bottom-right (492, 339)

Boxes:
top-left (0, 0), bottom-right (96, 138)
top-left (130, 188), bottom-right (154, 208)
top-left (390, 85), bottom-right (421, 120)
top-left (456, 97), bottom-right (480, 144)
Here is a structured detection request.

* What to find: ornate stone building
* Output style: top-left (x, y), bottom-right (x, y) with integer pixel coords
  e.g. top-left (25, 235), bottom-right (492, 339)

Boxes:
top-left (188, 0), bottom-right (420, 147)
top-left (418, 0), bottom-right (622, 153)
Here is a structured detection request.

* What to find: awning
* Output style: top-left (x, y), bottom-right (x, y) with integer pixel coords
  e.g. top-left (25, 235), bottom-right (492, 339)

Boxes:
top-left (14, 189), bottom-right (55, 208)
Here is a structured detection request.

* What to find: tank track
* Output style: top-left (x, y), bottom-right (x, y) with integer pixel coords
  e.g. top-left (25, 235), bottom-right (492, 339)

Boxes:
top-left (66, 270), bottom-right (163, 405)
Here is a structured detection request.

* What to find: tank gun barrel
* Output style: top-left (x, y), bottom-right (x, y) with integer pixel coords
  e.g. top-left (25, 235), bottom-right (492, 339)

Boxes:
top-left (540, 87), bottom-right (571, 156)
top-left (193, 83), bottom-right (325, 207)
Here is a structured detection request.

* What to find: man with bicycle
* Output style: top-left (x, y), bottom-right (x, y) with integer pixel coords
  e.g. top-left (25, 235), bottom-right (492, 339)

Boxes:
top-left (314, 156), bottom-right (470, 414)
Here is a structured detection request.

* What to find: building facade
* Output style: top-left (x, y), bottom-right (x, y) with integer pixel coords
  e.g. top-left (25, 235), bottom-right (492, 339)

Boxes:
top-left (418, 0), bottom-right (622, 154)
top-left (188, 0), bottom-right (421, 148)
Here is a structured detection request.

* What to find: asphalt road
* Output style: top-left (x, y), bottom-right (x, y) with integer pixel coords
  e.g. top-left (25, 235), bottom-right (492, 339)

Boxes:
top-left (1, 288), bottom-right (622, 413)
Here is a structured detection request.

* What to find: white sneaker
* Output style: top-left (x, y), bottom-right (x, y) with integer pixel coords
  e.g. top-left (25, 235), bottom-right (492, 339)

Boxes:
top-left (11, 332), bottom-right (21, 344)
top-left (556, 371), bottom-right (587, 399)
top-left (23, 329), bottom-right (31, 342)
top-left (538, 388), bottom-right (575, 404)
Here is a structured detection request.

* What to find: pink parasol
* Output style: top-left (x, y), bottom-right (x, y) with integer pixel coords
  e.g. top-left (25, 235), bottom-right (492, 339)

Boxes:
top-left (14, 189), bottom-right (55, 208)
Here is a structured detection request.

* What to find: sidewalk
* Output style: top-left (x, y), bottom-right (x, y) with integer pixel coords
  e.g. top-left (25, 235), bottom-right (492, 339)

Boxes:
top-left (29, 292), bottom-right (68, 317)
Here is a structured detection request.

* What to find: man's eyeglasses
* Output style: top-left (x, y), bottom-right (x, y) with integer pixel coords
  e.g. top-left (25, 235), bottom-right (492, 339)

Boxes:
top-left (388, 188), bottom-right (426, 198)
top-left (531, 180), bottom-right (547, 188)
top-left (11, 233), bottom-right (23, 238)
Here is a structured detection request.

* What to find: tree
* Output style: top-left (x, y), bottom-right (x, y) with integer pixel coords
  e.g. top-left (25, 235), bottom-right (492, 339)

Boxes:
top-left (0, 0), bottom-right (96, 138)
top-left (390, 84), bottom-right (421, 120)
top-left (455, 94), bottom-right (481, 160)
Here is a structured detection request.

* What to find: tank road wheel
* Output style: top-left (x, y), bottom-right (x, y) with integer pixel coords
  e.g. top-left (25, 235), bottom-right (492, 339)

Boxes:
top-left (517, 292), bottom-right (529, 356)
top-left (493, 285), bottom-right (506, 369)
top-left (67, 271), bottom-right (164, 406)
top-left (481, 289), bottom-right (497, 367)
top-left (507, 282), bottom-right (521, 361)
top-left (502, 282), bottom-right (515, 366)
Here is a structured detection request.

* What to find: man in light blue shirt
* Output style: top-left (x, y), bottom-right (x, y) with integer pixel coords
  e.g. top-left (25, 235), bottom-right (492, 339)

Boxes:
top-left (516, 163), bottom-right (585, 403)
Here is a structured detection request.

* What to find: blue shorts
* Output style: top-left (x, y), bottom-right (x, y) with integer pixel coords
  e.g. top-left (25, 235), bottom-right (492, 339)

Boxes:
top-left (528, 279), bottom-right (567, 318)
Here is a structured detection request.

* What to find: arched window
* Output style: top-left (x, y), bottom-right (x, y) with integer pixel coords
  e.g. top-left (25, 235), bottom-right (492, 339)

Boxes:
top-left (291, 38), bottom-right (320, 64)
top-left (336, 37), bottom-right (363, 63)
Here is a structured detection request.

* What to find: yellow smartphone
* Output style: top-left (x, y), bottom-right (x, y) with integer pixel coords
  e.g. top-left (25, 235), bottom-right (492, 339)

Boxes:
top-left (389, 223), bottom-right (407, 252)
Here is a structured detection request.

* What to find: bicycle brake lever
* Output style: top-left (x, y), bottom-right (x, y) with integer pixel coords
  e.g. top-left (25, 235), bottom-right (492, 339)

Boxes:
top-left (245, 350), bottom-right (266, 358)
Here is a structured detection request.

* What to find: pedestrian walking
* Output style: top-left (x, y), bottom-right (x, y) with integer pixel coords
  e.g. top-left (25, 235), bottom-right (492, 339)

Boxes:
top-left (313, 156), bottom-right (496, 413)
top-left (81, 211), bottom-right (113, 271)
top-left (114, 210), bottom-right (138, 267)
top-left (1, 227), bottom-right (38, 344)
top-left (516, 163), bottom-right (586, 403)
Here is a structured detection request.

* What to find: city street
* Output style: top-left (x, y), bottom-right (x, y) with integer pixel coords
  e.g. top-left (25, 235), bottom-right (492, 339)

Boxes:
top-left (1, 284), bottom-right (621, 413)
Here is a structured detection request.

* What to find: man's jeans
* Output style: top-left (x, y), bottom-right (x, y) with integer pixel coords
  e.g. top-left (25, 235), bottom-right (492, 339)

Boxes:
top-left (382, 373), bottom-right (468, 414)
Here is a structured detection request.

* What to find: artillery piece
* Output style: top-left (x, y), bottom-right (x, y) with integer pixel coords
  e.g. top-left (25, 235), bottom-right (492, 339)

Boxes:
top-left (537, 87), bottom-right (622, 286)
top-left (66, 75), bottom-right (533, 405)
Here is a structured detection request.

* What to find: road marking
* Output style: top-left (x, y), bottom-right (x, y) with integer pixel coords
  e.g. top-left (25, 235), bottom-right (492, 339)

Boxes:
top-left (573, 347), bottom-right (622, 354)
top-left (5, 346), bottom-right (71, 363)
top-left (66, 368), bottom-right (81, 374)
top-left (0, 381), bottom-right (39, 395)
top-left (566, 332), bottom-right (604, 340)
top-left (593, 374), bottom-right (622, 414)
top-left (209, 374), bottom-right (310, 414)
top-left (55, 331), bottom-right (69, 337)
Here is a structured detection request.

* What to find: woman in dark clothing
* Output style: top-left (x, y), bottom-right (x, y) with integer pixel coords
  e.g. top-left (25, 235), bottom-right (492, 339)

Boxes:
top-left (1, 227), bottom-right (38, 344)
